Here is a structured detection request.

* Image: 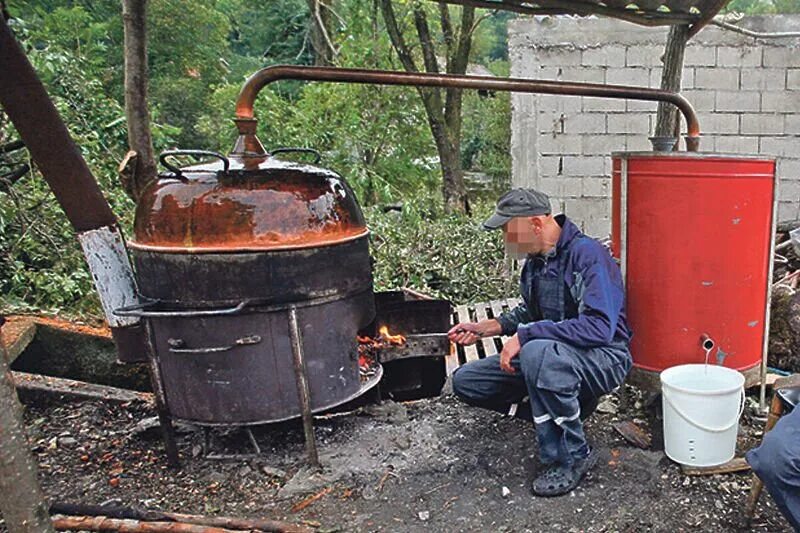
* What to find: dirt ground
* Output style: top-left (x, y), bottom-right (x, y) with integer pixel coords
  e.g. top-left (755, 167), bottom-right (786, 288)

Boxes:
top-left (6, 383), bottom-right (795, 533)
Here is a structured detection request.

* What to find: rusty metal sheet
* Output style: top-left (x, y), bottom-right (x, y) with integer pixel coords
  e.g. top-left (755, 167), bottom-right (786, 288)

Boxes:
top-left (376, 333), bottom-right (450, 363)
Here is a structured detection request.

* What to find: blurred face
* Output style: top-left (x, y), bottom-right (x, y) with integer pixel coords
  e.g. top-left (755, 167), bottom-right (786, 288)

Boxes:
top-left (502, 216), bottom-right (548, 259)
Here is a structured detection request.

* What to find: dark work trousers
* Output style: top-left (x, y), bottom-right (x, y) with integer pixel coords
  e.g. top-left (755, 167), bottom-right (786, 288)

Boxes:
top-left (746, 404), bottom-right (800, 531)
top-left (453, 339), bottom-right (631, 466)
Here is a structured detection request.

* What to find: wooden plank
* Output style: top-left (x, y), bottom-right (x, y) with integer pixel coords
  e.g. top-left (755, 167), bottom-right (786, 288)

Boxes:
top-left (473, 302), bottom-right (498, 357)
top-left (11, 371), bottom-right (154, 404)
top-left (681, 457), bottom-right (751, 476)
top-left (488, 300), bottom-right (509, 343)
top-left (505, 297), bottom-right (523, 309)
top-left (454, 304), bottom-right (471, 324)
top-left (454, 304), bottom-right (479, 363)
top-left (1, 317), bottom-right (37, 364)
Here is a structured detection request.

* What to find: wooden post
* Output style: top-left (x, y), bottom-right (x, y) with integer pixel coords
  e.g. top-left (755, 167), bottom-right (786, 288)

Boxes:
top-left (654, 24), bottom-right (690, 145)
top-left (0, 318), bottom-right (55, 533)
top-left (121, 0), bottom-right (157, 200)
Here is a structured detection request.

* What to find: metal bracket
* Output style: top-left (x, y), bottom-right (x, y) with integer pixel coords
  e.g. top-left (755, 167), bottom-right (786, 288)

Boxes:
top-left (376, 333), bottom-right (450, 363)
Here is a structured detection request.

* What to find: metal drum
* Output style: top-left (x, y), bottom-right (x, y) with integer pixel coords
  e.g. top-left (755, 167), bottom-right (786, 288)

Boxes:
top-left (612, 152), bottom-right (777, 389)
top-left (123, 148), bottom-right (376, 425)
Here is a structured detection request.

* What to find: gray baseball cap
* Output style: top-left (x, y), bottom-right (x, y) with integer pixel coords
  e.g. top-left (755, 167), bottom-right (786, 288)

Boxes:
top-left (482, 188), bottom-right (551, 230)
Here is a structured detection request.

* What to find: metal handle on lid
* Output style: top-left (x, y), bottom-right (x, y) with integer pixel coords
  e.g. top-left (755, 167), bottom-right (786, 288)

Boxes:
top-left (269, 147), bottom-right (322, 164)
top-left (158, 150), bottom-right (230, 177)
top-left (114, 300), bottom-right (249, 318)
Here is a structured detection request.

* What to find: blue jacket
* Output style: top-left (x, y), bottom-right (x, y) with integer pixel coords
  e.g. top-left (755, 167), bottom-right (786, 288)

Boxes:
top-left (497, 215), bottom-right (632, 349)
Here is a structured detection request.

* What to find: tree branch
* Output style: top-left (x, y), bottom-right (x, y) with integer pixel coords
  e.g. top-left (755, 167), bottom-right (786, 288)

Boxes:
top-left (121, 0), bottom-right (157, 201)
top-left (413, 3), bottom-right (440, 74)
top-left (451, 5), bottom-right (474, 74)
top-left (438, 3), bottom-right (455, 59)
top-left (379, 0), bottom-right (419, 73)
top-left (0, 163), bottom-right (29, 193)
top-left (444, 5), bottom-right (474, 133)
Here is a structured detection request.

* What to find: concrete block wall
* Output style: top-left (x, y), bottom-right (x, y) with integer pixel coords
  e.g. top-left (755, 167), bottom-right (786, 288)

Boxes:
top-left (509, 15), bottom-right (800, 237)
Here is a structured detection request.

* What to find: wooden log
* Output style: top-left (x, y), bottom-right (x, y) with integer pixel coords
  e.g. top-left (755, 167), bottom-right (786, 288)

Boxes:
top-left (11, 371), bottom-right (154, 404)
top-left (681, 457), bottom-right (751, 476)
top-left (52, 516), bottom-right (243, 533)
top-left (401, 286), bottom-right (435, 300)
top-left (0, 315), bottom-right (36, 364)
top-left (0, 318), bottom-right (55, 533)
top-left (50, 503), bottom-right (311, 533)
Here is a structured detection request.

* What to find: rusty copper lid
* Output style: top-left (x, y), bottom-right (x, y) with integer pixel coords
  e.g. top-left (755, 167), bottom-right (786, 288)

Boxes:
top-left (130, 153), bottom-right (368, 253)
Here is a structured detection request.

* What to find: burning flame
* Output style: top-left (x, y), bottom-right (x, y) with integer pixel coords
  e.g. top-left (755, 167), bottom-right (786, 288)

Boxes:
top-left (378, 325), bottom-right (406, 345)
top-left (357, 326), bottom-right (406, 371)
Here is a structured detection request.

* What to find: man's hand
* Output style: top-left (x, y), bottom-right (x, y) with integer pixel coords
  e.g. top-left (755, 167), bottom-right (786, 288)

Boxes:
top-left (500, 333), bottom-right (521, 374)
top-left (448, 319), bottom-right (502, 346)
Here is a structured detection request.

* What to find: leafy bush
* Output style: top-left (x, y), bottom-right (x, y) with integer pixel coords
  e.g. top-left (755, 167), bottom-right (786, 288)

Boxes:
top-left (366, 197), bottom-right (517, 305)
top-left (1, 1), bottom-right (514, 319)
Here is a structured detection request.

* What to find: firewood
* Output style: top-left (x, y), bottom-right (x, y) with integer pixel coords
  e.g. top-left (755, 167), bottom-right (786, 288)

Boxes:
top-left (52, 516), bottom-right (245, 532)
top-left (50, 503), bottom-right (312, 533)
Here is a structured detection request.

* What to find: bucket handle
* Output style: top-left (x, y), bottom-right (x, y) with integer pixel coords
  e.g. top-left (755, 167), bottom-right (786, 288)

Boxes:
top-left (663, 387), bottom-right (745, 433)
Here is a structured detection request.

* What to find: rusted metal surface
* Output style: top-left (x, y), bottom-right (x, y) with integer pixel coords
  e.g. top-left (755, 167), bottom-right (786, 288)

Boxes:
top-left (123, 291), bottom-right (375, 425)
top-left (611, 420), bottom-right (652, 449)
top-left (375, 333), bottom-right (450, 363)
top-left (234, 65), bottom-right (702, 151)
top-left (360, 291), bottom-right (452, 400)
top-left (131, 237), bottom-right (371, 306)
top-left (132, 156), bottom-right (367, 252)
top-left (124, 101), bottom-right (378, 430)
top-left (424, 0), bottom-right (729, 31)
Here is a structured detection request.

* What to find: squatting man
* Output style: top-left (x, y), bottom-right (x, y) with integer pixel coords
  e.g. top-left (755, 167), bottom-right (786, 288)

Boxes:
top-left (449, 188), bottom-right (633, 496)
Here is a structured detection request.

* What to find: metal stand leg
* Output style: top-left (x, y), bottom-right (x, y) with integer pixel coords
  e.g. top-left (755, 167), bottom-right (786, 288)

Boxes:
top-left (288, 306), bottom-right (320, 467)
top-left (149, 365), bottom-right (180, 468)
top-left (202, 427), bottom-right (262, 460)
top-left (144, 322), bottom-right (180, 468)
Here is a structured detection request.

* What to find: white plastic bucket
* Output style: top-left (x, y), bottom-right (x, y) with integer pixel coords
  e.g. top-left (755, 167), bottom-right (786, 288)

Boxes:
top-left (660, 364), bottom-right (745, 467)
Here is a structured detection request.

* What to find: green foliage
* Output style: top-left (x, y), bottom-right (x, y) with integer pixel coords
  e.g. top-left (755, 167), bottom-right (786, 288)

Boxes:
top-left (1, 0), bottom-right (514, 318)
top-left (366, 197), bottom-right (516, 304)
top-left (462, 61), bottom-right (511, 186)
top-left (1, 21), bottom-right (137, 317)
top-left (724, 0), bottom-right (800, 13)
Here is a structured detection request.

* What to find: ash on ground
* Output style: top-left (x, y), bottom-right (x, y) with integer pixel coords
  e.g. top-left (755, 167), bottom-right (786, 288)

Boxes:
top-left (12, 384), bottom-right (794, 532)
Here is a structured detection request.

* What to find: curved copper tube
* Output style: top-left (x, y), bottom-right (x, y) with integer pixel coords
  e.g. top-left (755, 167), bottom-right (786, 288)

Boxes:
top-left (234, 65), bottom-right (701, 152)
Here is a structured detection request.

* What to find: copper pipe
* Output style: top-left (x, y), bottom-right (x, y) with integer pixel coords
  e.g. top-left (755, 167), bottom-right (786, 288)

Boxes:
top-left (234, 65), bottom-right (701, 151)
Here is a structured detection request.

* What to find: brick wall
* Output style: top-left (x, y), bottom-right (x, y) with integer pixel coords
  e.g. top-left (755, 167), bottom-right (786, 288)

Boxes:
top-left (509, 15), bottom-right (800, 237)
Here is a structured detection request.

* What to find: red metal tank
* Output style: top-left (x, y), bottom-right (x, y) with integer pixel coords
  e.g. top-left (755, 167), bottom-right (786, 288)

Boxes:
top-left (611, 153), bottom-right (777, 388)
